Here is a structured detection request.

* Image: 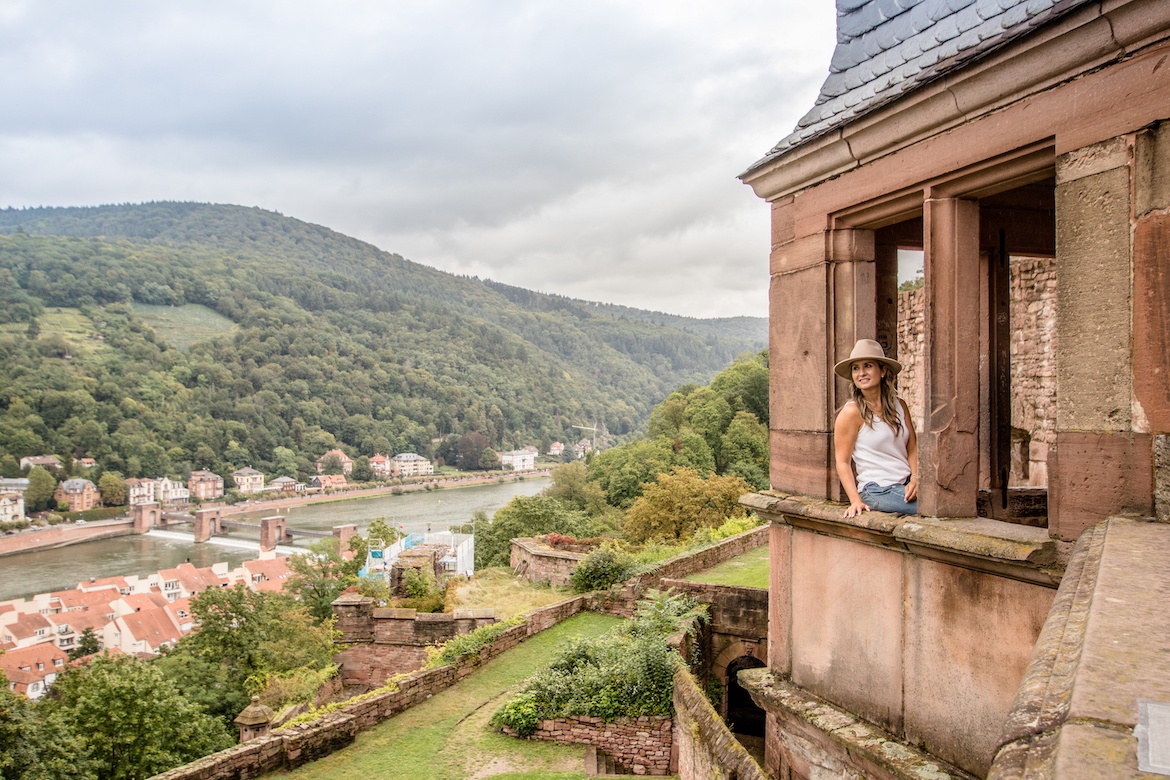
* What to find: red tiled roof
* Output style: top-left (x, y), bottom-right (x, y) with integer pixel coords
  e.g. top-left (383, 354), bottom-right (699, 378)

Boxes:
top-left (5, 612), bottom-right (51, 640)
top-left (118, 609), bottom-right (182, 651)
top-left (243, 557), bottom-right (293, 592)
top-left (0, 642), bottom-right (68, 682)
top-left (158, 563), bottom-right (228, 595)
top-left (119, 593), bottom-right (169, 613)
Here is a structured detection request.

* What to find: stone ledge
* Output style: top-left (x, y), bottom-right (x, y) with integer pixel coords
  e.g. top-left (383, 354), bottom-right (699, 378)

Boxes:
top-left (511, 536), bottom-right (589, 560)
top-left (742, 490), bottom-right (1065, 586)
top-left (990, 517), bottom-right (1170, 779)
top-left (738, 668), bottom-right (977, 780)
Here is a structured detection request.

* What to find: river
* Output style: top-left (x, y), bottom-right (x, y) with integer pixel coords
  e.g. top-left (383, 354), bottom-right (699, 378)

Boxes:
top-left (0, 477), bottom-right (547, 602)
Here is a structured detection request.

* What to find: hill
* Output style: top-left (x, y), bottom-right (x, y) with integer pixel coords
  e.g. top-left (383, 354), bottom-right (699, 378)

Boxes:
top-left (0, 203), bottom-right (765, 481)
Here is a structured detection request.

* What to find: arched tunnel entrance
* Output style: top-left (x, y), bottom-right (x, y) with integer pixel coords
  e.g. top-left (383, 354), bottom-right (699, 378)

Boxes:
top-left (726, 655), bottom-right (766, 738)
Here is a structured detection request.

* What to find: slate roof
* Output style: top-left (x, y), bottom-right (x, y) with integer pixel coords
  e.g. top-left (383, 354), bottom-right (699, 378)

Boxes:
top-left (746, 0), bottom-right (1095, 173)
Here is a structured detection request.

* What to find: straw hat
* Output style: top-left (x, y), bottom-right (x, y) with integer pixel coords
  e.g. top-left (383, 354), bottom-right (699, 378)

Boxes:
top-left (833, 339), bottom-right (902, 380)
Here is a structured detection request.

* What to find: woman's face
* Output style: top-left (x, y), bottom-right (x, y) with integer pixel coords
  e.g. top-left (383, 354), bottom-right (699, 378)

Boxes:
top-left (851, 360), bottom-right (885, 391)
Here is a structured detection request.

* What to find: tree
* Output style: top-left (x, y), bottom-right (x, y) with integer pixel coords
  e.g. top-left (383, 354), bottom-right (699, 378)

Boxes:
top-left (350, 455), bottom-right (373, 483)
top-left (475, 495), bottom-right (597, 569)
top-left (37, 653), bottom-right (233, 780)
top-left (0, 672), bottom-right (41, 780)
top-left (586, 438), bottom-right (676, 509)
top-left (455, 431), bottom-right (491, 471)
top-left (97, 472), bottom-right (127, 506)
top-left (721, 411), bottom-right (769, 487)
top-left (271, 446), bottom-right (299, 478)
top-left (69, 627), bottom-right (102, 660)
top-left (285, 538), bottom-right (359, 623)
top-left (161, 583), bottom-right (336, 727)
top-left (25, 466), bottom-right (57, 512)
top-left (319, 453), bottom-right (344, 475)
top-left (0, 454), bottom-right (21, 478)
top-left (478, 447), bottom-right (501, 471)
top-left (623, 467), bottom-right (752, 543)
top-left (710, 352), bottom-right (769, 425)
top-left (543, 461), bottom-right (609, 517)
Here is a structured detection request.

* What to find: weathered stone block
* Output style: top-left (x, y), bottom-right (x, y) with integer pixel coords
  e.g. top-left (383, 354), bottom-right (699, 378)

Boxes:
top-left (902, 557), bottom-right (1053, 777)
top-left (1049, 431), bottom-right (1154, 540)
top-left (1055, 155), bottom-right (1133, 431)
top-left (790, 529), bottom-right (904, 733)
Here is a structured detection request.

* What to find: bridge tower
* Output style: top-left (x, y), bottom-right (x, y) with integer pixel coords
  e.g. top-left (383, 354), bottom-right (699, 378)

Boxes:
top-left (193, 508), bottom-right (222, 543)
top-left (132, 502), bottom-right (161, 534)
top-left (333, 524), bottom-right (358, 553)
top-left (260, 516), bottom-right (288, 553)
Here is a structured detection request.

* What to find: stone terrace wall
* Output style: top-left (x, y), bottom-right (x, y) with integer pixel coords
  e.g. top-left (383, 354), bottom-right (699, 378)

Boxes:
top-left (511, 537), bottom-right (586, 587)
top-left (507, 716), bottom-right (673, 776)
top-left (333, 602), bottom-right (497, 688)
top-left (598, 524), bottom-right (769, 618)
top-left (897, 256), bottom-right (1056, 486)
top-left (150, 596), bottom-right (589, 780)
top-left (0, 518), bottom-right (134, 558)
top-left (673, 666), bottom-right (766, 780)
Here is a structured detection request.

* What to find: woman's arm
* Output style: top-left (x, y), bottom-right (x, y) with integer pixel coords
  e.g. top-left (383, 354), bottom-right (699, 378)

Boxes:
top-left (901, 398), bottom-right (919, 502)
top-left (834, 403), bottom-right (869, 517)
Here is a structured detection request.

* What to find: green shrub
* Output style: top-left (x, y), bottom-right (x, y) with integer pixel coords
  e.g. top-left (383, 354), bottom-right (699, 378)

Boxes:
top-left (425, 616), bottom-right (524, 668)
top-left (569, 547), bottom-right (639, 593)
top-left (492, 591), bottom-right (707, 732)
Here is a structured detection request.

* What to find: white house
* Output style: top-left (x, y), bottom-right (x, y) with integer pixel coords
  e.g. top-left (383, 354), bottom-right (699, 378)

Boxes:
top-left (391, 453), bottom-right (433, 477)
top-left (500, 450), bottom-right (536, 471)
top-left (0, 492), bottom-right (25, 523)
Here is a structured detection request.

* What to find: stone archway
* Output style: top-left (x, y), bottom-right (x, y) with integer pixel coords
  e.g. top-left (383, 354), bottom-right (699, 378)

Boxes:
top-left (725, 655), bottom-right (766, 737)
top-left (710, 640), bottom-right (764, 718)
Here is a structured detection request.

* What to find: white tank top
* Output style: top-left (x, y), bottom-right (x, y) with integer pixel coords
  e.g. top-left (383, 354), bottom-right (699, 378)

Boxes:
top-left (850, 399), bottom-right (911, 487)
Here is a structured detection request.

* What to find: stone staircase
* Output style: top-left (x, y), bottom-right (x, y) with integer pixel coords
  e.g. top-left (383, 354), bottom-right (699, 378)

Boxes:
top-left (584, 745), bottom-right (634, 777)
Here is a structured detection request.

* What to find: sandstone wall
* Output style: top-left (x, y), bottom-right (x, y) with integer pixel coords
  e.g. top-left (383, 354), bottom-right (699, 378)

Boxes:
top-left (598, 525), bottom-right (770, 618)
top-left (151, 596), bottom-right (588, 780)
top-left (673, 666), bottom-right (766, 780)
top-left (0, 518), bottom-right (135, 558)
top-left (897, 255), bottom-right (1057, 486)
top-left (509, 715), bottom-right (673, 776)
top-left (510, 537), bottom-right (586, 587)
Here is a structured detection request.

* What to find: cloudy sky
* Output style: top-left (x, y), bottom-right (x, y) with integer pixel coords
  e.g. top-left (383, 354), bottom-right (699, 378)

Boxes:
top-left (0, 1), bottom-right (838, 318)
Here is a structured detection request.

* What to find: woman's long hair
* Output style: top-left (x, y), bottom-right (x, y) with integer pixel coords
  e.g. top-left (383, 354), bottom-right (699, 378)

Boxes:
top-left (851, 370), bottom-right (903, 437)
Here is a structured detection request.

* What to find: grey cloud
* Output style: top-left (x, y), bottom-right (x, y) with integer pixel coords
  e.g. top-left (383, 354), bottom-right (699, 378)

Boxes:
top-left (0, 0), bottom-right (836, 317)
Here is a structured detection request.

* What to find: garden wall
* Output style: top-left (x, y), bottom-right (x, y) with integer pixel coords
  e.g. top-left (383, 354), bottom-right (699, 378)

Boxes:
top-left (598, 524), bottom-right (769, 618)
top-left (149, 596), bottom-right (588, 780)
top-left (504, 716), bottom-right (673, 776)
top-left (673, 666), bottom-right (766, 780)
top-left (510, 536), bottom-right (586, 587)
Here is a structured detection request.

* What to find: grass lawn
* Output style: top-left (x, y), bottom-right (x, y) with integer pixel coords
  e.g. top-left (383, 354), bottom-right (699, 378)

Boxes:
top-left (682, 545), bottom-right (769, 589)
top-left (133, 302), bottom-right (237, 350)
top-left (0, 306), bottom-right (108, 357)
top-left (274, 612), bottom-right (624, 780)
top-left (448, 568), bottom-right (575, 620)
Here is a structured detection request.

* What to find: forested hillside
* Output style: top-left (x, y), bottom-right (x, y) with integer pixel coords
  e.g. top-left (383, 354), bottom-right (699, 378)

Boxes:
top-left (0, 203), bottom-right (765, 481)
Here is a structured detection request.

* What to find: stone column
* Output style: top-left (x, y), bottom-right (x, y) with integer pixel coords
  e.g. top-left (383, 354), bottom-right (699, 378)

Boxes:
top-left (920, 196), bottom-right (981, 517)
top-left (768, 194), bottom-right (877, 499)
top-left (193, 508), bottom-right (219, 543)
top-left (1049, 135), bottom-right (1154, 540)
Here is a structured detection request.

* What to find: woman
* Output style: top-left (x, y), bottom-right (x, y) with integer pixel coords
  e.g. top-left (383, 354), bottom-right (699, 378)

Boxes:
top-left (833, 339), bottom-right (918, 517)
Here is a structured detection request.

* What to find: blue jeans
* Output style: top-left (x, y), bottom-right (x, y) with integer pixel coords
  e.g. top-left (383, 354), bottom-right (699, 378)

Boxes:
top-left (860, 480), bottom-right (918, 515)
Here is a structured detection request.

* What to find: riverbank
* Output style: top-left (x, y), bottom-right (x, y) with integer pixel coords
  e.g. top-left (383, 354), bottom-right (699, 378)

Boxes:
top-left (216, 469), bottom-right (551, 517)
top-left (0, 470), bottom-right (550, 559)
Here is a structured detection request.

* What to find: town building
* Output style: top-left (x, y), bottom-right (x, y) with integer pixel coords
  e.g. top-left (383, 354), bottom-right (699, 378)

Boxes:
top-left (19, 455), bottom-right (61, 472)
top-left (736, 0), bottom-right (1170, 777)
top-left (124, 477), bottom-right (156, 506)
top-left (188, 470), bottom-right (224, 500)
top-left (231, 466), bottom-right (265, 494)
top-left (267, 475), bottom-right (303, 493)
top-left (154, 476), bottom-right (189, 506)
top-left (499, 449), bottom-right (536, 471)
top-left (315, 449), bottom-right (353, 474)
top-left (547, 441), bottom-right (564, 457)
top-left (310, 474), bottom-right (347, 490)
top-left (368, 453), bottom-right (393, 479)
top-left (0, 492), bottom-right (25, 523)
top-left (53, 478), bottom-right (98, 512)
top-left (76, 457), bottom-right (97, 469)
top-left (0, 643), bottom-right (68, 699)
top-left (157, 562), bottom-right (229, 602)
top-left (390, 453), bottom-right (433, 477)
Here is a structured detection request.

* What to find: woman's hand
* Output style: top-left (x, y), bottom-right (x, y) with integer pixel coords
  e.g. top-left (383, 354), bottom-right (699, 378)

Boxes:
top-left (905, 474), bottom-right (919, 501)
top-left (845, 499), bottom-right (870, 518)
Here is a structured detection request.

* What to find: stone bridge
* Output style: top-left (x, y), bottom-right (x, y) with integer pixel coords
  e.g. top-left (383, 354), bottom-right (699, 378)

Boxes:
top-left (131, 503), bottom-right (356, 552)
